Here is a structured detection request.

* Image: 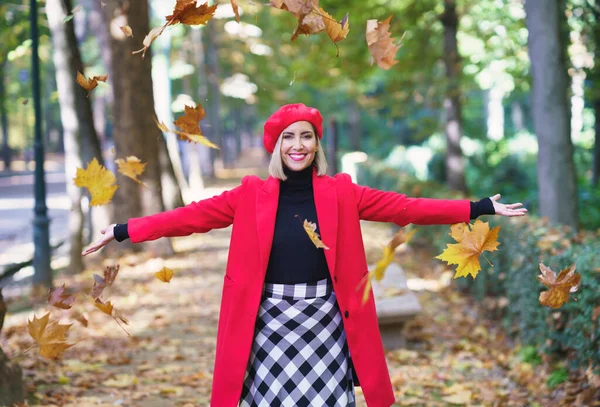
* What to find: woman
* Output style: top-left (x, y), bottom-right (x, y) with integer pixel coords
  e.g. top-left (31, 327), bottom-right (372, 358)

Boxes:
top-left (83, 103), bottom-right (527, 407)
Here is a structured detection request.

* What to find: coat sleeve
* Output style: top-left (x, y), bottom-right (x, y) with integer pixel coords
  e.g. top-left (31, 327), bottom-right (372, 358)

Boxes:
top-left (127, 179), bottom-right (245, 243)
top-left (349, 176), bottom-right (471, 226)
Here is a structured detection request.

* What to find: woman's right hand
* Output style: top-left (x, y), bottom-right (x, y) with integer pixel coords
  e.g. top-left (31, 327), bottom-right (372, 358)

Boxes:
top-left (82, 224), bottom-right (116, 256)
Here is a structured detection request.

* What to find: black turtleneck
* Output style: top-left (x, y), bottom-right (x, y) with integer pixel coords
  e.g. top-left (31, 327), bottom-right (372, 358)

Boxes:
top-left (264, 165), bottom-right (331, 284)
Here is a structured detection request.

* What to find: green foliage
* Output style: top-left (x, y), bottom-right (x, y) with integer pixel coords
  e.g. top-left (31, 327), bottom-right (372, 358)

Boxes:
top-left (518, 345), bottom-right (543, 366)
top-left (547, 367), bottom-right (569, 389)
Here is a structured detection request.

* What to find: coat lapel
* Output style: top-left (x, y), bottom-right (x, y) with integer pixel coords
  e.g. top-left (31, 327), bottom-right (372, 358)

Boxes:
top-left (256, 176), bottom-right (279, 279)
top-left (312, 171), bottom-right (338, 278)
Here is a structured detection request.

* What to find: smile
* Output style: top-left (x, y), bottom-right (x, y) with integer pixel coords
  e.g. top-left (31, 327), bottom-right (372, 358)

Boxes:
top-left (289, 153), bottom-right (307, 162)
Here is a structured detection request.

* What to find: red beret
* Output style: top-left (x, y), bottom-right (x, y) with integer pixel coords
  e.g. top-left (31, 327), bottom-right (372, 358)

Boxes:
top-left (263, 103), bottom-right (323, 153)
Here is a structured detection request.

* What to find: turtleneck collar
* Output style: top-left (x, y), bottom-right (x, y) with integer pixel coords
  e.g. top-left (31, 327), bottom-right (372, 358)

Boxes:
top-left (282, 164), bottom-right (313, 188)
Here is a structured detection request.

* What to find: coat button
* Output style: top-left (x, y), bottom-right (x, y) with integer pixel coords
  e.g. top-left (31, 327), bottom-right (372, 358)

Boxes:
top-left (344, 310), bottom-right (349, 318)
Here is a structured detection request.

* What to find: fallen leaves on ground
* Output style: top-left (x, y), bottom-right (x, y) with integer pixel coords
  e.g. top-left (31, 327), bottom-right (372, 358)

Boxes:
top-left (366, 16), bottom-right (402, 70)
top-left (115, 156), bottom-right (147, 185)
top-left (73, 158), bottom-right (118, 206)
top-left (537, 263), bottom-right (581, 308)
top-left (76, 72), bottom-right (109, 93)
top-left (435, 220), bottom-right (501, 279)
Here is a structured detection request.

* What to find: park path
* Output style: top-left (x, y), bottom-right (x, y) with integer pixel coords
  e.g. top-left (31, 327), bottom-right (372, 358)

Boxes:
top-left (2, 198), bottom-right (557, 406)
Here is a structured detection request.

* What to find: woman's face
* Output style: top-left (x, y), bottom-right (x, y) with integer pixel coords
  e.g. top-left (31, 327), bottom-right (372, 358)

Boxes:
top-left (279, 120), bottom-right (318, 172)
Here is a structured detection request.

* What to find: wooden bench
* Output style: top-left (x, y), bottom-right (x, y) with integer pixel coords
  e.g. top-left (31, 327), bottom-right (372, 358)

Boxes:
top-left (369, 263), bottom-right (422, 350)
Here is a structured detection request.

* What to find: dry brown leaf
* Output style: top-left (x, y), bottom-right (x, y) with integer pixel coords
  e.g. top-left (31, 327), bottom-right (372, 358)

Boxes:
top-left (76, 71), bottom-right (109, 92)
top-left (48, 284), bottom-right (76, 310)
top-left (174, 104), bottom-right (205, 134)
top-left (119, 25), bottom-right (133, 37)
top-left (73, 158), bottom-right (118, 206)
top-left (115, 156), bottom-right (147, 185)
top-left (91, 265), bottom-right (120, 299)
top-left (166, 0), bottom-right (218, 25)
top-left (93, 298), bottom-right (114, 316)
top-left (27, 312), bottom-right (75, 359)
top-left (366, 16), bottom-right (402, 70)
top-left (155, 267), bottom-right (174, 283)
top-left (320, 8), bottom-right (349, 42)
top-left (270, 0), bottom-right (315, 15)
top-left (538, 263), bottom-right (580, 308)
top-left (231, 0), bottom-right (240, 22)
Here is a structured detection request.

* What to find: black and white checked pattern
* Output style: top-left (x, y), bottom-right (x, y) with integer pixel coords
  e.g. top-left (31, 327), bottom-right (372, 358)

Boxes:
top-left (240, 278), bottom-right (356, 407)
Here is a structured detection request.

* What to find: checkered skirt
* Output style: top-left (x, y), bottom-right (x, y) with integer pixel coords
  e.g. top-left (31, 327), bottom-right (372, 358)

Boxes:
top-left (239, 278), bottom-right (356, 407)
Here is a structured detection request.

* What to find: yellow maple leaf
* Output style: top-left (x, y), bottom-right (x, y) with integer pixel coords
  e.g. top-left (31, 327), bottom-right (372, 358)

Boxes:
top-left (366, 16), bottom-right (403, 70)
top-left (297, 216), bottom-right (329, 250)
top-left (166, 0), bottom-right (218, 25)
top-left (155, 267), bottom-right (174, 283)
top-left (320, 9), bottom-right (349, 43)
top-left (76, 71), bottom-right (109, 92)
top-left (537, 263), bottom-right (580, 308)
top-left (115, 156), bottom-right (147, 185)
top-left (27, 312), bottom-right (75, 359)
top-left (435, 220), bottom-right (501, 279)
top-left (361, 228), bottom-right (416, 304)
top-left (73, 158), bottom-right (118, 206)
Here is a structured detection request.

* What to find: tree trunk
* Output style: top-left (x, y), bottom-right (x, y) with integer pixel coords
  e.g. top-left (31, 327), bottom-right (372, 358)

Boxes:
top-left (593, 99), bottom-right (600, 186)
top-left (103, 0), bottom-right (173, 255)
top-left (46, 0), bottom-right (111, 273)
top-left (441, 0), bottom-right (467, 194)
top-left (190, 27), bottom-right (210, 186)
top-left (0, 347), bottom-right (24, 406)
top-left (205, 21), bottom-right (223, 175)
top-left (525, 0), bottom-right (578, 228)
top-left (590, 8), bottom-right (600, 187)
top-left (1, 60), bottom-right (11, 170)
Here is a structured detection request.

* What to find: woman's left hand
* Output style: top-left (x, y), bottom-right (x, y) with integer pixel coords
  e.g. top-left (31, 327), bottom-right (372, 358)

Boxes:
top-left (490, 194), bottom-right (528, 217)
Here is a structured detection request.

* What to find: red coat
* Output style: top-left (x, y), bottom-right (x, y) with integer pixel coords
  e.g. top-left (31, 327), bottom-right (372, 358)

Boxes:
top-left (128, 170), bottom-right (471, 406)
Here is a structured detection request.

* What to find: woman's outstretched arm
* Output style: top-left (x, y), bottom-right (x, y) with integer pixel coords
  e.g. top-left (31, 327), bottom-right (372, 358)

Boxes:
top-left (82, 181), bottom-right (245, 256)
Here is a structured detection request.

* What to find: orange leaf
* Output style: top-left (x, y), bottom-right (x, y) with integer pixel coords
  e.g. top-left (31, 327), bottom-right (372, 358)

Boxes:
top-left (73, 158), bottom-right (118, 206)
top-left (366, 16), bottom-right (402, 70)
top-left (320, 9), bottom-right (349, 43)
top-left (119, 25), bottom-right (133, 37)
top-left (93, 298), bottom-right (114, 316)
top-left (174, 104), bottom-right (205, 134)
top-left (537, 263), bottom-right (580, 309)
top-left (297, 216), bottom-right (329, 250)
top-left (291, 11), bottom-right (325, 41)
top-left (231, 0), bottom-right (240, 22)
top-left (76, 71), bottom-right (109, 92)
top-left (115, 156), bottom-right (147, 185)
top-left (166, 0), bottom-right (218, 26)
top-left (435, 220), bottom-right (500, 279)
top-left (155, 267), bottom-right (174, 283)
top-left (91, 265), bottom-right (120, 299)
top-left (48, 284), bottom-right (75, 310)
top-left (27, 312), bottom-right (75, 359)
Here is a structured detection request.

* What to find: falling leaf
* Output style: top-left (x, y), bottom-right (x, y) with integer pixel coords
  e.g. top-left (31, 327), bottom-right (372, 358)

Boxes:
top-left (320, 9), bottom-right (349, 42)
top-left (72, 5), bottom-right (82, 13)
top-left (63, 14), bottom-right (75, 23)
top-left (291, 11), bottom-right (325, 41)
top-left (76, 71), bottom-right (109, 93)
top-left (166, 0), bottom-right (218, 25)
top-left (297, 216), bottom-right (329, 250)
top-left (27, 312), bottom-right (75, 359)
top-left (73, 158), bottom-right (118, 206)
top-left (91, 265), bottom-right (120, 299)
top-left (71, 311), bottom-right (88, 327)
top-left (93, 298), bottom-right (114, 316)
top-left (120, 25), bottom-right (133, 37)
top-left (174, 104), bottom-right (205, 134)
top-left (231, 0), bottom-right (240, 22)
top-left (270, 0), bottom-right (315, 16)
top-left (48, 284), bottom-right (76, 310)
top-left (155, 267), bottom-right (174, 283)
top-left (132, 25), bottom-right (167, 58)
top-left (538, 263), bottom-right (581, 309)
top-left (22, 98), bottom-right (29, 105)
top-left (366, 16), bottom-right (402, 70)
top-left (435, 220), bottom-right (501, 279)
top-left (115, 156), bottom-right (147, 185)
top-left (361, 228), bottom-right (416, 304)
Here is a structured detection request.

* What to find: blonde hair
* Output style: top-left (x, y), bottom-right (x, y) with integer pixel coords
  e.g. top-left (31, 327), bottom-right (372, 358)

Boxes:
top-left (268, 134), bottom-right (328, 180)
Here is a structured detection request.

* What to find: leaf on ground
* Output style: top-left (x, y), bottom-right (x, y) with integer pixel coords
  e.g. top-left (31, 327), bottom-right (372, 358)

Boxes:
top-left (91, 264), bottom-right (120, 299)
top-left (27, 312), bottom-right (75, 359)
top-left (361, 228), bottom-right (416, 304)
top-left (366, 16), bottom-right (402, 70)
top-left (73, 158), bottom-right (118, 206)
top-left (231, 0), bottom-right (240, 22)
top-left (48, 284), bottom-right (76, 310)
top-left (297, 216), bottom-right (329, 250)
top-left (442, 390), bottom-right (472, 405)
top-left (155, 267), bottom-right (174, 283)
top-left (119, 25), bottom-right (133, 37)
top-left (115, 156), bottom-right (147, 185)
top-left (435, 220), bottom-right (501, 279)
top-left (537, 263), bottom-right (580, 309)
top-left (76, 71), bottom-right (109, 92)
top-left (166, 0), bottom-right (218, 26)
